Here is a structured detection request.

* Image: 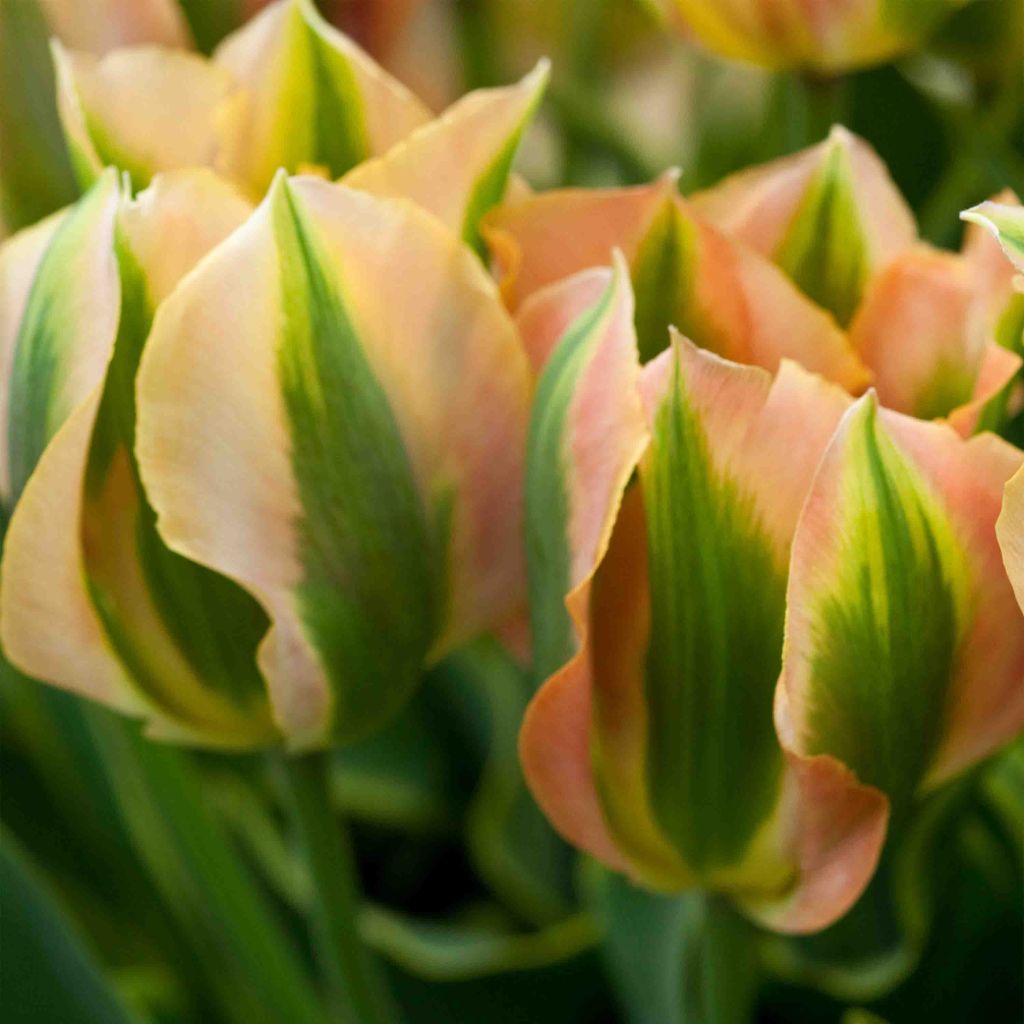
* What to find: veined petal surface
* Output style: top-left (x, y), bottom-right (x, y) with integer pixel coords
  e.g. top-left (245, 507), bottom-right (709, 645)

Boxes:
top-left (523, 336), bottom-right (885, 932)
top-left (519, 259), bottom-right (649, 876)
top-left (778, 395), bottom-right (1024, 808)
top-left (137, 177), bottom-right (530, 748)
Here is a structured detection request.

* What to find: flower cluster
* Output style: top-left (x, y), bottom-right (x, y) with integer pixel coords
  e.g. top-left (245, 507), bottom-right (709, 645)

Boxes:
top-left (2, 0), bottom-right (1022, 941)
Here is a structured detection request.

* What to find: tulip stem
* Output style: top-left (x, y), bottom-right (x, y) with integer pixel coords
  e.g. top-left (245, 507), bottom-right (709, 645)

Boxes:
top-left (281, 752), bottom-right (401, 1024)
top-left (698, 894), bottom-right (759, 1024)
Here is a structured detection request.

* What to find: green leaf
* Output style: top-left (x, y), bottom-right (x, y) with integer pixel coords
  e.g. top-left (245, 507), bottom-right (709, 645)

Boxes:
top-left (0, 830), bottom-right (138, 1024)
top-left (0, 0), bottom-right (78, 232)
top-left (84, 711), bottom-right (323, 1024)
top-left (363, 904), bottom-right (599, 981)
top-left (456, 642), bottom-right (575, 925)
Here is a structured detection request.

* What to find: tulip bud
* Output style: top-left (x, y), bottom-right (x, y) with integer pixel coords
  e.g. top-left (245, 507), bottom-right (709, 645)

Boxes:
top-left (1, 171), bottom-right (531, 750)
top-left (691, 126), bottom-right (916, 326)
top-left (647, 0), bottom-right (967, 74)
top-left (518, 265), bottom-right (1024, 932)
top-left (49, 0), bottom-right (548, 252)
top-left (964, 199), bottom-right (1024, 615)
top-left (52, 0), bottom-right (431, 195)
top-left (133, 174), bottom-right (530, 749)
top-left (0, 168), bottom-right (277, 746)
top-left (484, 174), bottom-right (868, 389)
top-left (696, 134), bottom-right (1023, 434)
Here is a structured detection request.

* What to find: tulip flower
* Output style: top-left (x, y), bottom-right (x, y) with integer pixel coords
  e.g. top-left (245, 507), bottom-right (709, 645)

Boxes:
top-left (964, 200), bottom-right (1024, 614)
top-left (0, 168), bottom-right (277, 745)
top-left (51, 0), bottom-right (552, 226)
top-left (690, 126), bottom-right (917, 327)
top-left (644, 0), bottom-right (966, 74)
top-left (484, 172), bottom-right (869, 389)
top-left (50, 0), bottom-right (549, 248)
top-left (0, 169), bottom-right (531, 750)
top-left (693, 130), bottom-right (1023, 434)
top-left (517, 262), bottom-right (1024, 932)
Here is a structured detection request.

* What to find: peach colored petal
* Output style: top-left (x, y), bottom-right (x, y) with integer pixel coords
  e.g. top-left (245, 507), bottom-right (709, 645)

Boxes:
top-left (998, 465), bottom-right (1024, 613)
top-left (743, 748), bottom-right (888, 935)
top-left (851, 247), bottom-right (977, 418)
top-left (137, 178), bottom-right (530, 746)
top-left (515, 268), bottom-right (612, 375)
top-left (342, 60), bottom-right (548, 241)
top-left (691, 126), bottom-right (915, 274)
top-left (483, 174), bottom-right (679, 309)
top-left (39, 0), bottom-right (189, 53)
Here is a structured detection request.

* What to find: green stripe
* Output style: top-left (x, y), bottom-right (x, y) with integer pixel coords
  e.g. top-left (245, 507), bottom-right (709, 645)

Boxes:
top-left (640, 353), bottom-right (785, 869)
top-left (6, 171), bottom-right (117, 509)
top-left (803, 396), bottom-right (968, 810)
top-left (911, 356), bottom-right (975, 421)
top-left (302, 3), bottom-right (370, 176)
top-left (630, 198), bottom-right (719, 363)
top-left (525, 278), bottom-right (617, 682)
top-left (83, 223), bottom-right (272, 733)
top-left (461, 77), bottom-right (547, 257)
top-left (272, 178), bottom-right (446, 741)
top-left (271, 0), bottom-right (370, 181)
top-left (774, 138), bottom-right (869, 327)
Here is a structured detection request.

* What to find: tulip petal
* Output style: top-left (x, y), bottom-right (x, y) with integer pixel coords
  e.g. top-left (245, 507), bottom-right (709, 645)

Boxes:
top-left (137, 177), bottom-right (529, 748)
top-left (214, 0), bottom-right (431, 195)
top-left (778, 395), bottom-right (1024, 809)
top-left (518, 259), bottom-right (650, 876)
top-left (2, 170), bottom-right (120, 514)
top-left (851, 246), bottom-right (1019, 429)
top-left (0, 208), bottom-right (67, 517)
top-left (520, 256), bottom-right (647, 678)
top-left (39, 0), bottom-right (190, 53)
top-left (610, 339), bottom-right (850, 887)
top-left (485, 180), bottom-right (867, 387)
top-left (343, 60), bottom-right (549, 253)
top-left (962, 201), bottom-right (1024, 275)
top-left (692, 127), bottom-right (915, 325)
top-left (1, 170), bottom-right (275, 745)
top-left (998, 466), bottom-right (1024, 613)
top-left (51, 41), bottom-right (236, 190)
top-left (741, 750), bottom-right (888, 935)
top-left (656, 0), bottom-right (962, 74)
top-left (483, 175), bottom-right (679, 310)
